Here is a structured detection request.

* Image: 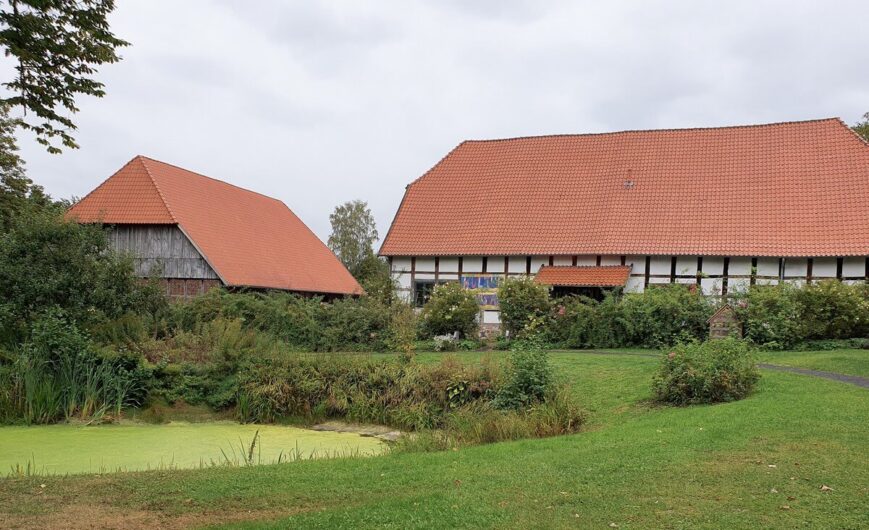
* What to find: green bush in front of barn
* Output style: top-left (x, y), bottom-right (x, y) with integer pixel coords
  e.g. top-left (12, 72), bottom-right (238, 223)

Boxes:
top-left (418, 281), bottom-right (479, 339)
top-left (544, 284), bottom-right (714, 349)
top-left (497, 277), bottom-right (552, 338)
top-left (652, 338), bottom-right (760, 405)
top-left (732, 280), bottom-right (869, 350)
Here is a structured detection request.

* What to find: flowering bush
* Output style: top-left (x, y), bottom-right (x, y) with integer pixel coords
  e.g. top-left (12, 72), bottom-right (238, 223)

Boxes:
top-left (498, 277), bottom-right (552, 338)
top-left (419, 282), bottom-right (479, 339)
top-left (652, 338), bottom-right (759, 405)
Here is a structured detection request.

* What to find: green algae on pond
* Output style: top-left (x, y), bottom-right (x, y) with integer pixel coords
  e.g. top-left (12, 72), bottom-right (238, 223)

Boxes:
top-left (0, 422), bottom-right (385, 476)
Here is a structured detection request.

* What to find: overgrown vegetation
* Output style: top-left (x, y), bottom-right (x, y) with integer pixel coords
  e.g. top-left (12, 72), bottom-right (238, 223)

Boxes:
top-left (652, 338), bottom-right (760, 405)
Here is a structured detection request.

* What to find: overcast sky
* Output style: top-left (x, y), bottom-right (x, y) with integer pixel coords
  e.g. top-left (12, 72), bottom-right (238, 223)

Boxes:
top-left (3, 0), bottom-right (868, 242)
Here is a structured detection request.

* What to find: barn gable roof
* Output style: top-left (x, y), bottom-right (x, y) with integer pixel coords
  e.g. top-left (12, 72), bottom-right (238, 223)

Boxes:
top-left (67, 156), bottom-right (363, 295)
top-left (379, 118), bottom-right (869, 258)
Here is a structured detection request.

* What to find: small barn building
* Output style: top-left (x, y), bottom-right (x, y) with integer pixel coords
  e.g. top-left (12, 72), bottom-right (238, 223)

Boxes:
top-left (379, 118), bottom-right (869, 325)
top-left (67, 156), bottom-right (362, 297)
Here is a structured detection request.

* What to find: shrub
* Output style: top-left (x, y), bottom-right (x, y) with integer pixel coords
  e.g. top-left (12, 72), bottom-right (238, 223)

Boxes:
top-left (619, 285), bottom-right (713, 348)
top-left (498, 277), bottom-right (551, 337)
top-left (419, 282), bottom-right (479, 339)
top-left (795, 280), bottom-right (869, 340)
top-left (385, 302), bottom-right (417, 356)
top-left (735, 284), bottom-right (803, 350)
top-left (652, 338), bottom-right (759, 405)
top-left (395, 384), bottom-right (584, 451)
top-left (494, 338), bottom-right (553, 409)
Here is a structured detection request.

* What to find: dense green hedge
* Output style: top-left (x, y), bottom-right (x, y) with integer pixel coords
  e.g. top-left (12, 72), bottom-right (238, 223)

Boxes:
top-left (733, 281), bottom-right (869, 350)
top-left (542, 285), bottom-right (714, 349)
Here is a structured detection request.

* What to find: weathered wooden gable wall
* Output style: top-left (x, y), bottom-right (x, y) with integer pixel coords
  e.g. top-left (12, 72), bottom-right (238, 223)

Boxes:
top-left (107, 225), bottom-right (220, 280)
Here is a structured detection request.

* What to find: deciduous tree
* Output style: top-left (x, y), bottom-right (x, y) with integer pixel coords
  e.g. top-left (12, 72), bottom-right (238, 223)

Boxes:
top-left (0, 0), bottom-right (128, 152)
top-left (328, 200), bottom-right (379, 277)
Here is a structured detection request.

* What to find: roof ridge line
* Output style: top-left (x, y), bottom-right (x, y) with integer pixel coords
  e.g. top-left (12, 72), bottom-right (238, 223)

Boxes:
top-left (461, 117), bottom-right (843, 144)
top-left (138, 155), bottom-right (283, 205)
top-left (137, 156), bottom-right (178, 223)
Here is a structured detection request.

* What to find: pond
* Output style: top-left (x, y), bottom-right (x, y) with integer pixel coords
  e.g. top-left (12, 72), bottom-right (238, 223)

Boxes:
top-left (0, 422), bottom-right (386, 476)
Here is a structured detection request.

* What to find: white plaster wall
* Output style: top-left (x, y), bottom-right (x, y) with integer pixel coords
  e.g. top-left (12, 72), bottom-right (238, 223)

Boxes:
top-left (784, 258), bottom-right (808, 277)
top-left (756, 257), bottom-right (780, 277)
top-left (576, 255), bottom-right (596, 266)
top-left (813, 258), bottom-right (837, 278)
top-left (553, 255), bottom-right (573, 266)
top-left (728, 277), bottom-right (751, 293)
top-left (508, 256), bottom-right (526, 274)
top-left (415, 272), bottom-right (435, 280)
top-left (487, 256), bottom-right (505, 273)
top-left (702, 256), bottom-right (725, 276)
top-left (649, 276), bottom-right (671, 285)
top-left (439, 272), bottom-right (459, 281)
top-left (463, 256), bottom-right (484, 273)
top-left (755, 278), bottom-right (779, 286)
top-left (392, 257), bottom-right (412, 274)
top-left (701, 277), bottom-right (722, 296)
top-left (649, 256), bottom-right (671, 275)
top-left (625, 276), bottom-right (645, 293)
top-left (843, 257), bottom-right (865, 277)
top-left (416, 257), bottom-right (435, 273)
top-left (530, 256), bottom-right (549, 272)
top-left (600, 255), bottom-right (622, 266)
top-left (439, 257), bottom-right (459, 273)
top-left (396, 272), bottom-right (412, 290)
top-left (676, 256), bottom-right (697, 276)
top-left (729, 257), bottom-right (752, 275)
top-left (625, 255), bottom-right (645, 270)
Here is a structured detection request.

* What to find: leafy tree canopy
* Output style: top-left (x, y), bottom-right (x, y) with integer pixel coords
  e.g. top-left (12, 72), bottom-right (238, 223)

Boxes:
top-left (328, 200), bottom-right (379, 278)
top-left (0, 0), bottom-right (128, 152)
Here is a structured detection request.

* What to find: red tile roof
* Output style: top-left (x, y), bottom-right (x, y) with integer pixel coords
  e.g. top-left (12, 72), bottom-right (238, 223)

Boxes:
top-left (67, 156), bottom-right (363, 295)
top-left (380, 118), bottom-right (869, 257)
top-left (534, 266), bottom-right (631, 287)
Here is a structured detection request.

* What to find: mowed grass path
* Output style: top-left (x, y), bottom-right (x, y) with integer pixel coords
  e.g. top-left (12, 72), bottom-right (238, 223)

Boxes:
top-left (759, 348), bottom-right (869, 378)
top-left (0, 351), bottom-right (866, 529)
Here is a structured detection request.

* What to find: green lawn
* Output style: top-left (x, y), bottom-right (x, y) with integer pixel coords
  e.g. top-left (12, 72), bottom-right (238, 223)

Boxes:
top-left (759, 349), bottom-right (869, 378)
top-left (0, 350), bottom-right (866, 529)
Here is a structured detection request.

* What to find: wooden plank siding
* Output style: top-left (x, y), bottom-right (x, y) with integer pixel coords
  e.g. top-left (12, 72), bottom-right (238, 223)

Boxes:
top-left (107, 225), bottom-right (220, 280)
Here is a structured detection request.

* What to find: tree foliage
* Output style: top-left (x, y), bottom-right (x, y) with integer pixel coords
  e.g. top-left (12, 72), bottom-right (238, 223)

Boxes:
top-left (853, 112), bottom-right (869, 143)
top-left (0, 0), bottom-right (129, 152)
top-left (0, 208), bottom-right (156, 346)
top-left (0, 102), bottom-right (48, 232)
top-left (327, 200), bottom-right (379, 277)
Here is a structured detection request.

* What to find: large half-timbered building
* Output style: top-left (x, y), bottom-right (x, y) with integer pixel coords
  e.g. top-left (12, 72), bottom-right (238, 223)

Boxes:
top-left (380, 118), bottom-right (869, 325)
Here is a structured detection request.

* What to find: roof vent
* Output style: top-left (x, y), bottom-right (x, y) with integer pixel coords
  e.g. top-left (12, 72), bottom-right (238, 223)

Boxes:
top-left (624, 179), bottom-right (635, 189)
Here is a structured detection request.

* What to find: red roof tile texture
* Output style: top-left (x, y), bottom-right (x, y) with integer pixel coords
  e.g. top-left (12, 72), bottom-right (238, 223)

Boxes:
top-left (67, 156), bottom-right (363, 295)
top-left (534, 266), bottom-right (632, 287)
top-left (380, 118), bottom-right (869, 257)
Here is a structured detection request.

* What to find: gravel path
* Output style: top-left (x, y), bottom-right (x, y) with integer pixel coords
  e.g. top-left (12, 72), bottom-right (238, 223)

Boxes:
top-left (757, 363), bottom-right (869, 389)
